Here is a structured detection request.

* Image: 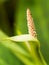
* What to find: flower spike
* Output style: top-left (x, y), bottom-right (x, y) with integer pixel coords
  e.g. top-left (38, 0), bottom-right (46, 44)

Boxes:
top-left (27, 8), bottom-right (37, 37)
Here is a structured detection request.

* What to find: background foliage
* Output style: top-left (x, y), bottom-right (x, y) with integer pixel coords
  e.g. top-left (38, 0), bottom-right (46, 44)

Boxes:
top-left (0, 0), bottom-right (49, 65)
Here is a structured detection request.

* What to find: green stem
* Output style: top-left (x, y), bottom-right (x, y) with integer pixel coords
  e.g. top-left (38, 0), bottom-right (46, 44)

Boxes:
top-left (27, 41), bottom-right (47, 65)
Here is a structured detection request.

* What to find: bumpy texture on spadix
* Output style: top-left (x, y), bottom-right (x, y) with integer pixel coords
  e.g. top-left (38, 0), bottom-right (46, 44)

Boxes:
top-left (27, 8), bottom-right (37, 37)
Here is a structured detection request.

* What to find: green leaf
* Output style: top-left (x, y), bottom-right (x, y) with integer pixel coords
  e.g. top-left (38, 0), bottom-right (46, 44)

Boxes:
top-left (0, 30), bottom-right (47, 65)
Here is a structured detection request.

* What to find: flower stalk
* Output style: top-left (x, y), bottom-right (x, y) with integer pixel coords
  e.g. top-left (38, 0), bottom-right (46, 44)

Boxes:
top-left (26, 8), bottom-right (47, 65)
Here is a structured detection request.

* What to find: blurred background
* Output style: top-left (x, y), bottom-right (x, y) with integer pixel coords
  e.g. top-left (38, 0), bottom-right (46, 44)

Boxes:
top-left (0, 0), bottom-right (49, 65)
